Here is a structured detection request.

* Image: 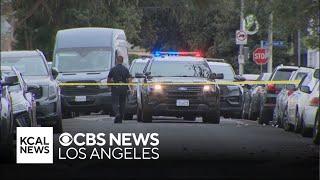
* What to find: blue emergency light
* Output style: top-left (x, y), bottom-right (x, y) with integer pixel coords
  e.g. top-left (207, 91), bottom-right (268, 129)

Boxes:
top-left (153, 51), bottom-right (202, 57)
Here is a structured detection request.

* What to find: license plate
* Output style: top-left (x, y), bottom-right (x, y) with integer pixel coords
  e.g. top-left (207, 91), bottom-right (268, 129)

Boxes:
top-left (176, 99), bottom-right (189, 107)
top-left (75, 96), bottom-right (86, 102)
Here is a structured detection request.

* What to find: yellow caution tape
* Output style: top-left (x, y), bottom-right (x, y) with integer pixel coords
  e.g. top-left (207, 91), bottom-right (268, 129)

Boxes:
top-left (59, 80), bottom-right (300, 86)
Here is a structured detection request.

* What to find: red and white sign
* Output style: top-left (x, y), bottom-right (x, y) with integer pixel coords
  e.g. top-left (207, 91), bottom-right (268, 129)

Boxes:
top-left (236, 30), bottom-right (247, 45)
top-left (253, 48), bottom-right (268, 65)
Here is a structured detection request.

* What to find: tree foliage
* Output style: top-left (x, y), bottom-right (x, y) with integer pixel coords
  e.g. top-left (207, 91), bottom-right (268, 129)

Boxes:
top-left (8, 0), bottom-right (319, 72)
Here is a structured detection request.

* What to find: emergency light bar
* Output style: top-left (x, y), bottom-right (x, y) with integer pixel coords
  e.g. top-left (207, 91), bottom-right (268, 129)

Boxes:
top-left (153, 51), bottom-right (202, 57)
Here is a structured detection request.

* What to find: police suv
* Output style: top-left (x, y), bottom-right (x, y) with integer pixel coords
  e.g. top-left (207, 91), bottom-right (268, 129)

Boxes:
top-left (135, 52), bottom-right (223, 123)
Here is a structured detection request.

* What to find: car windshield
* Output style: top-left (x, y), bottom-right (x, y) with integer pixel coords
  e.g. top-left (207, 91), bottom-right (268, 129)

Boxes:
top-left (130, 62), bottom-right (147, 76)
top-left (149, 61), bottom-right (211, 78)
top-left (294, 72), bottom-right (307, 80)
top-left (55, 48), bottom-right (112, 72)
top-left (1, 56), bottom-right (48, 76)
top-left (209, 64), bottom-right (235, 80)
top-left (272, 69), bottom-right (296, 80)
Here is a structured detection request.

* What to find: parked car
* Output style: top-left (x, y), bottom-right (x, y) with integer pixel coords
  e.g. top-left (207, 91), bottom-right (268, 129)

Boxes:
top-left (243, 73), bottom-right (271, 120)
top-left (0, 77), bottom-right (14, 156)
top-left (284, 69), bottom-right (318, 135)
top-left (125, 58), bottom-right (150, 120)
top-left (1, 50), bottom-right (62, 133)
top-left (242, 73), bottom-right (271, 119)
top-left (1, 66), bottom-right (37, 128)
top-left (273, 67), bottom-right (312, 127)
top-left (258, 65), bottom-right (298, 124)
top-left (52, 27), bottom-right (129, 117)
top-left (207, 61), bottom-right (244, 118)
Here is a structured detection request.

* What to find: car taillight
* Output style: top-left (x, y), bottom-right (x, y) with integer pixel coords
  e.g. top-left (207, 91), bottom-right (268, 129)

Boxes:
top-left (288, 89), bottom-right (294, 96)
top-left (310, 97), bottom-right (319, 106)
top-left (267, 84), bottom-right (276, 93)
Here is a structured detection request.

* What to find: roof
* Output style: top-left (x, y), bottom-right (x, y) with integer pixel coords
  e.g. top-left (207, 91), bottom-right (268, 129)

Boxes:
top-left (153, 56), bottom-right (205, 62)
top-left (132, 58), bottom-right (150, 63)
top-left (0, 50), bottom-right (41, 58)
top-left (55, 27), bottom-right (125, 49)
top-left (276, 65), bottom-right (299, 70)
top-left (207, 61), bottom-right (232, 66)
top-left (295, 67), bottom-right (314, 73)
top-left (0, 66), bottom-right (12, 71)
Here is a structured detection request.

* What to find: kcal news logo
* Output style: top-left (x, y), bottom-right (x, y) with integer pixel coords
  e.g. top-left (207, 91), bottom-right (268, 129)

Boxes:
top-left (16, 127), bottom-right (53, 164)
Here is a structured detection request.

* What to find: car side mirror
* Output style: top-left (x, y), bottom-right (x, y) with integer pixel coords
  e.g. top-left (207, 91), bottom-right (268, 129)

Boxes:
top-left (235, 75), bottom-right (246, 81)
top-left (286, 84), bottom-right (297, 91)
top-left (210, 73), bottom-right (224, 80)
top-left (3, 76), bottom-right (19, 86)
top-left (51, 67), bottom-right (59, 79)
top-left (300, 85), bottom-right (311, 93)
top-left (27, 84), bottom-right (40, 93)
top-left (244, 84), bottom-right (252, 89)
top-left (135, 73), bottom-right (145, 78)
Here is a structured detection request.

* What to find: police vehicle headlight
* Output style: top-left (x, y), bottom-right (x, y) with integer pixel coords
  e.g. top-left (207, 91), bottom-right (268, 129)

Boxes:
top-left (148, 84), bottom-right (162, 93)
top-left (203, 85), bottom-right (215, 92)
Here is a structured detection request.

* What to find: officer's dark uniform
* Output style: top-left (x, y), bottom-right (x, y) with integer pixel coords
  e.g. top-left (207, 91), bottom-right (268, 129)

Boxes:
top-left (108, 63), bottom-right (130, 123)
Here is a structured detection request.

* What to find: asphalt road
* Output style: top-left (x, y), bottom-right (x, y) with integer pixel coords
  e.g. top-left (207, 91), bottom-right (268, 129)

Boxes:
top-left (1, 115), bottom-right (319, 179)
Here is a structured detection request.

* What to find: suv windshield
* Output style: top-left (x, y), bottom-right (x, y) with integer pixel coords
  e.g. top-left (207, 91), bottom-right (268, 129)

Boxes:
top-left (130, 62), bottom-right (147, 76)
top-left (1, 56), bottom-right (48, 76)
top-left (149, 61), bottom-right (211, 78)
top-left (209, 64), bottom-right (235, 80)
top-left (55, 48), bottom-right (112, 72)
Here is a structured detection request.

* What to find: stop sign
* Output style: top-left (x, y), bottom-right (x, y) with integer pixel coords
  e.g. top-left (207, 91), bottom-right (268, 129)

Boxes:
top-left (253, 48), bottom-right (268, 65)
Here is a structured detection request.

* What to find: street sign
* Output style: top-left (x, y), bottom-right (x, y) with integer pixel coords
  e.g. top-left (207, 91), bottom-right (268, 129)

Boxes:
top-left (236, 30), bottom-right (247, 45)
top-left (262, 40), bottom-right (285, 48)
top-left (253, 48), bottom-right (268, 65)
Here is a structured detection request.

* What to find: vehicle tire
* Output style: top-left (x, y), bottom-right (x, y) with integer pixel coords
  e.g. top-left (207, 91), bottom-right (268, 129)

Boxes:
top-left (283, 109), bottom-right (293, 131)
top-left (137, 107), bottom-right (142, 122)
top-left (312, 112), bottom-right (320, 144)
top-left (141, 106), bottom-right (152, 123)
top-left (294, 110), bottom-right (302, 133)
top-left (242, 106), bottom-right (248, 120)
top-left (202, 110), bottom-right (220, 124)
top-left (124, 114), bottom-right (133, 120)
top-left (183, 115), bottom-right (196, 121)
top-left (54, 102), bottom-right (63, 133)
top-left (62, 110), bottom-right (72, 119)
top-left (301, 117), bottom-right (313, 137)
top-left (258, 105), bottom-right (270, 125)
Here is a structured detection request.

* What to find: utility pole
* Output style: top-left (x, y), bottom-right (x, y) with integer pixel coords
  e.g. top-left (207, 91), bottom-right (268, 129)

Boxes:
top-left (267, 0), bottom-right (273, 73)
top-left (239, 0), bottom-right (244, 75)
top-left (297, 30), bottom-right (301, 66)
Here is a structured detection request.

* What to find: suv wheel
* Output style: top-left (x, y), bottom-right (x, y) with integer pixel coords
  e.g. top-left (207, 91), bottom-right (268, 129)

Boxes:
top-left (142, 106), bottom-right (152, 123)
top-left (124, 114), bottom-right (133, 120)
top-left (137, 106), bottom-right (142, 122)
top-left (54, 104), bottom-right (63, 133)
top-left (294, 110), bottom-right (302, 133)
top-left (202, 110), bottom-right (220, 124)
top-left (283, 109), bottom-right (293, 131)
top-left (313, 112), bottom-right (320, 144)
top-left (258, 103), bottom-right (271, 125)
top-left (183, 115), bottom-right (196, 121)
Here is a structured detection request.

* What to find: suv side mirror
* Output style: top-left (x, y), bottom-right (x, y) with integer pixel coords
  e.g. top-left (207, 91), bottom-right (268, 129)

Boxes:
top-left (286, 84), bottom-right (297, 91)
top-left (235, 75), bottom-right (246, 81)
top-left (210, 73), bottom-right (224, 80)
top-left (300, 85), bottom-right (311, 93)
top-left (3, 76), bottom-right (19, 86)
top-left (27, 84), bottom-right (40, 93)
top-left (135, 73), bottom-right (145, 78)
top-left (51, 67), bottom-right (59, 79)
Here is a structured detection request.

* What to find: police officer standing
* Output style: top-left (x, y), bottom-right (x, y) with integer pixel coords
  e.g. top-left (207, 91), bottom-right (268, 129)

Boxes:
top-left (107, 53), bottom-right (131, 123)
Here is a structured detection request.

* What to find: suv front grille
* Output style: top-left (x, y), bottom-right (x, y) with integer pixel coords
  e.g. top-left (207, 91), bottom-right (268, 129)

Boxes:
top-left (163, 85), bottom-right (203, 104)
top-left (61, 80), bottom-right (101, 96)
